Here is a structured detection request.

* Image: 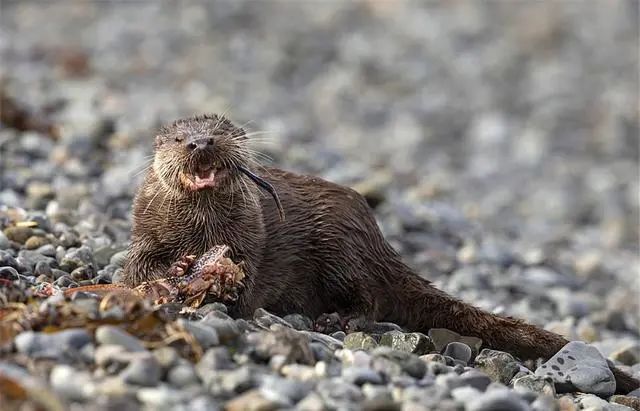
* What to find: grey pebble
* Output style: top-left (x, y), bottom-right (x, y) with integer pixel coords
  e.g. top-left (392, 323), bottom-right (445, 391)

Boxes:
top-left (342, 366), bottom-right (384, 386)
top-left (95, 325), bottom-right (146, 352)
top-left (178, 318), bottom-right (220, 348)
top-left (50, 364), bottom-right (94, 401)
top-left (120, 354), bottom-right (162, 386)
top-left (259, 374), bottom-right (313, 405)
top-left (534, 341), bottom-right (616, 397)
top-left (467, 388), bottom-right (531, 411)
top-left (443, 341), bottom-right (472, 365)
top-left (15, 328), bottom-right (92, 360)
top-left (168, 362), bottom-right (200, 387)
top-left (283, 313), bottom-right (313, 331)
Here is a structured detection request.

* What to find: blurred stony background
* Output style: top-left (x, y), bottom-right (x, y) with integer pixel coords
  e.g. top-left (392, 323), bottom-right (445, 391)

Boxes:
top-left (0, 1), bottom-right (639, 409)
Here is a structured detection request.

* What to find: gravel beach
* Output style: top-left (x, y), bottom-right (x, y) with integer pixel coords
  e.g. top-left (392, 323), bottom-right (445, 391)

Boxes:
top-left (1, 1), bottom-right (639, 410)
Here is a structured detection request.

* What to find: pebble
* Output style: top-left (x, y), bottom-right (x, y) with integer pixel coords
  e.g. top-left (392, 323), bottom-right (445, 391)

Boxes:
top-left (535, 341), bottom-right (616, 397)
top-left (610, 343), bottom-right (640, 366)
top-left (95, 325), bottom-right (147, 352)
top-left (458, 369), bottom-right (493, 391)
top-left (283, 313), bottom-right (313, 331)
top-left (4, 226), bottom-right (33, 244)
top-left (379, 331), bottom-right (435, 355)
top-left (317, 378), bottom-right (364, 408)
top-left (15, 328), bottom-right (92, 360)
top-left (200, 312), bottom-right (241, 342)
top-left (342, 366), bottom-right (385, 386)
top-left (467, 388), bottom-right (532, 411)
top-left (226, 389), bottom-right (282, 411)
top-left (253, 308), bottom-right (293, 329)
top-left (344, 332), bottom-right (379, 351)
top-left (474, 349), bottom-right (521, 385)
top-left (610, 395), bottom-right (640, 410)
top-left (168, 363), bottom-right (200, 387)
top-left (50, 364), bottom-right (94, 401)
top-left (120, 353), bottom-right (162, 386)
top-left (153, 346), bottom-right (180, 371)
top-left (513, 374), bottom-right (556, 396)
top-left (443, 341), bottom-right (472, 365)
top-left (260, 374), bottom-right (312, 405)
top-left (178, 318), bottom-right (220, 348)
top-left (0, 231), bottom-right (10, 249)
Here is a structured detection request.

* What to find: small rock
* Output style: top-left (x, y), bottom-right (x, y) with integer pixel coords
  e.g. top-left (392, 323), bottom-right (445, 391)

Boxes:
top-left (178, 319), bottom-right (219, 348)
top-left (226, 389), bottom-right (281, 411)
top-left (611, 343), bottom-right (640, 366)
top-left (33, 260), bottom-right (52, 277)
top-left (4, 226), bottom-right (33, 244)
top-left (137, 385), bottom-right (186, 407)
top-left (249, 325), bottom-right (315, 365)
top-left (281, 364), bottom-right (318, 381)
top-left (196, 347), bottom-right (235, 386)
top-left (467, 388), bottom-right (531, 411)
top-left (420, 353), bottom-right (447, 365)
top-left (458, 369), bottom-right (493, 391)
top-left (428, 328), bottom-right (460, 352)
top-left (611, 395), bottom-right (640, 410)
top-left (200, 313), bottom-right (241, 342)
top-left (297, 393), bottom-right (326, 411)
top-left (95, 325), bottom-right (146, 352)
top-left (0, 266), bottom-right (19, 280)
top-left (109, 250), bottom-right (128, 268)
top-left (50, 364), bottom-right (93, 401)
top-left (342, 366), bottom-right (384, 386)
top-left (24, 235), bottom-right (49, 250)
top-left (283, 314), bottom-right (313, 331)
top-left (371, 347), bottom-right (426, 379)
top-left (253, 308), bottom-right (293, 329)
top-left (379, 331), bottom-right (434, 355)
top-left (316, 378), bottom-right (364, 408)
top-left (344, 332), bottom-right (378, 351)
top-left (60, 245), bottom-right (96, 272)
top-left (197, 302), bottom-right (228, 316)
top-left (535, 341), bottom-right (616, 397)
top-left (475, 349), bottom-right (521, 385)
top-left (153, 346), bottom-right (180, 371)
top-left (120, 354), bottom-right (161, 386)
top-left (15, 328), bottom-right (92, 360)
top-left (443, 342), bottom-right (472, 365)
top-left (168, 363), bottom-right (200, 387)
top-left (17, 249), bottom-right (56, 272)
top-left (513, 374), bottom-right (556, 396)
top-left (0, 231), bottom-right (10, 249)
top-left (260, 374), bottom-right (312, 405)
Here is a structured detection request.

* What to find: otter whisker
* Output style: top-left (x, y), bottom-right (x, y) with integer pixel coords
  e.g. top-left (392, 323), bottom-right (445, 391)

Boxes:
top-left (237, 165), bottom-right (285, 221)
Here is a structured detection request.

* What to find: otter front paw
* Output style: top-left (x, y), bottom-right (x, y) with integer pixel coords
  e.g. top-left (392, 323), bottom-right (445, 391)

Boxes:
top-left (166, 254), bottom-right (196, 277)
top-left (197, 258), bottom-right (245, 304)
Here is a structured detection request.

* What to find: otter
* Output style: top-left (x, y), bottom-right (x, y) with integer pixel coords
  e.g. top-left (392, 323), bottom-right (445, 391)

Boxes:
top-left (121, 114), bottom-right (639, 394)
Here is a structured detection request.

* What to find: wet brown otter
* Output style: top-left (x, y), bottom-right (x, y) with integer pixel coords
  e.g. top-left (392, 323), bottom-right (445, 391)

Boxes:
top-left (121, 114), bottom-right (639, 394)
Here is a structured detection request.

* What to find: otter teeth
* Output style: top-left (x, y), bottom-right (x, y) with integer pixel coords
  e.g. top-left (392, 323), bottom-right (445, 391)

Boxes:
top-left (195, 169), bottom-right (215, 184)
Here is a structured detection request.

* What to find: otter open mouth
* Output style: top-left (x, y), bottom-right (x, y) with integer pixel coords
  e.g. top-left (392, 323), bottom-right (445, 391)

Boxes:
top-left (181, 165), bottom-right (227, 191)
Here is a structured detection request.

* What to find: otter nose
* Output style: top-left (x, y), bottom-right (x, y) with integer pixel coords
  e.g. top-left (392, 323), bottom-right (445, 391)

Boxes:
top-left (186, 137), bottom-right (214, 151)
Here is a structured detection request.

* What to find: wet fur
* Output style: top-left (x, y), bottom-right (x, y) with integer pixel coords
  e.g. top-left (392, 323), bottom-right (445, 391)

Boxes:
top-left (122, 115), bottom-right (639, 394)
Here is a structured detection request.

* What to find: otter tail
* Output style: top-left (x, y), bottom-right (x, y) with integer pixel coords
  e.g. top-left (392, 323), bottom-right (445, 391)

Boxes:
top-left (387, 273), bottom-right (640, 394)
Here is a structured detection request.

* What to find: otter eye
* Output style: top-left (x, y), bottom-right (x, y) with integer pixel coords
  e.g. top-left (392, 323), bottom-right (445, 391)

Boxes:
top-left (175, 136), bottom-right (184, 143)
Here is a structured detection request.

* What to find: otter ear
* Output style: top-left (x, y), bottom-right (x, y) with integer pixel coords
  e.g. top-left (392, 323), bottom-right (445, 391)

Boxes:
top-left (154, 135), bottom-right (163, 148)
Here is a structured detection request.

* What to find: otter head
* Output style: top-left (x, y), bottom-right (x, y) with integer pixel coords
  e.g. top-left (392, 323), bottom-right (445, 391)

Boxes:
top-left (153, 114), bottom-right (285, 220)
top-left (153, 114), bottom-right (251, 194)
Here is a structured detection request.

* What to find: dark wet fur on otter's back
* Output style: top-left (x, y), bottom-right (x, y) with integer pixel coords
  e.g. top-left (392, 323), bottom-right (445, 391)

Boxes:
top-left (122, 114), bottom-right (639, 394)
